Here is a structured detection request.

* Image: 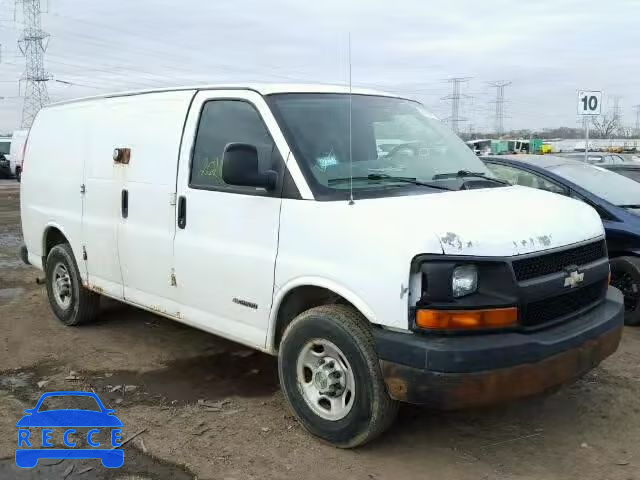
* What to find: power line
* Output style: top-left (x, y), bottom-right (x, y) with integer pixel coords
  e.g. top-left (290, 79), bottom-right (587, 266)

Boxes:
top-left (612, 95), bottom-right (623, 122)
top-left (16, 0), bottom-right (51, 128)
top-left (443, 77), bottom-right (471, 134)
top-left (488, 80), bottom-right (511, 136)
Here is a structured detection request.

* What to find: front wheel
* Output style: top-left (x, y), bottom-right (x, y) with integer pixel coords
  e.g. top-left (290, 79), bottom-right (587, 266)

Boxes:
top-left (610, 256), bottom-right (640, 326)
top-left (278, 305), bottom-right (398, 448)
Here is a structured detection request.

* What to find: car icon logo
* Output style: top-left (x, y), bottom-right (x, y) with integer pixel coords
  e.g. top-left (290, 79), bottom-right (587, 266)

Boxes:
top-left (15, 391), bottom-right (124, 469)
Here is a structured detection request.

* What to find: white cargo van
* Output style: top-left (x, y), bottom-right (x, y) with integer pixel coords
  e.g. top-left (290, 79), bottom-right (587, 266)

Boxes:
top-left (9, 129), bottom-right (28, 181)
top-left (21, 84), bottom-right (624, 447)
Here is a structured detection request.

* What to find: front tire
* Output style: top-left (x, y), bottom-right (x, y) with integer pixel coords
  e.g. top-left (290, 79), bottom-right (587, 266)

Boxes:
top-left (610, 256), bottom-right (640, 326)
top-left (278, 305), bottom-right (398, 448)
top-left (45, 243), bottom-right (100, 326)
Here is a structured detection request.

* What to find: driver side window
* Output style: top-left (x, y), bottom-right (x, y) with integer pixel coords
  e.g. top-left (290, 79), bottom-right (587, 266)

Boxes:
top-left (190, 100), bottom-right (281, 191)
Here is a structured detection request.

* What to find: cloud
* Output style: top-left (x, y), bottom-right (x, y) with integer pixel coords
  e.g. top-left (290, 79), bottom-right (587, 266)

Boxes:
top-left (0, 0), bottom-right (638, 132)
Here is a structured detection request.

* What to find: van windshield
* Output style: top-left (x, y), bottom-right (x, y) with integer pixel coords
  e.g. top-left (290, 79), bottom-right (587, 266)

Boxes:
top-left (267, 94), bottom-right (495, 199)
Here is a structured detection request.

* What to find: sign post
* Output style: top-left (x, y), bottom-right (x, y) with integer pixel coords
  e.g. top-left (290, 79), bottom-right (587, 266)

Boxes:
top-left (577, 90), bottom-right (602, 162)
top-left (585, 118), bottom-right (589, 164)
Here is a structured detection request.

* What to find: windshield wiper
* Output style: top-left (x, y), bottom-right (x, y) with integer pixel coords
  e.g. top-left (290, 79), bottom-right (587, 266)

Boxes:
top-left (432, 170), bottom-right (511, 186)
top-left (328, 174), bottom-right (454, 191)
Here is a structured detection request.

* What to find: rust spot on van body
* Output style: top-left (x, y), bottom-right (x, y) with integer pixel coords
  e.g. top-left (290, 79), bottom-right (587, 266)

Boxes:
top-left (147, 305), bottom-right (181, 319)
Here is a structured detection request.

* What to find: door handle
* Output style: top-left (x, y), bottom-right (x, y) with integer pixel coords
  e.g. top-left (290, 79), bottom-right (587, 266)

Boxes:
top-left (177, 195), bottom-right (187, 229)
top-left (121, 189), bottom-right (129, 219)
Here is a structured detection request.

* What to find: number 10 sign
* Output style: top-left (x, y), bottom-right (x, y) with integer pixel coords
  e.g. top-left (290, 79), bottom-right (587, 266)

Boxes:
top-left (577, 90), bottom-right (602, 116)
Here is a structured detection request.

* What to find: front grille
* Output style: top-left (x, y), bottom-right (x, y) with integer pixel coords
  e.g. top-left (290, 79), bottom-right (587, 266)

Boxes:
top-left (512, 240), bottom-right (606, 282)
top-left (522, 280), bottom-right (607, 327)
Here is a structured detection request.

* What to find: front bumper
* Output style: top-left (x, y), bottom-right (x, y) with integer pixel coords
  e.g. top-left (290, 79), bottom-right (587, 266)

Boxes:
top-left (374, 287), bottom-right (624, 409)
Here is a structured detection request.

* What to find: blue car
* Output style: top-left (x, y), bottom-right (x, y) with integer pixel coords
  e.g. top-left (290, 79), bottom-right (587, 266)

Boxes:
top-left (483, 154), bottom-right (640, 325)
top-left (15, 391), bottom-right (124, 468)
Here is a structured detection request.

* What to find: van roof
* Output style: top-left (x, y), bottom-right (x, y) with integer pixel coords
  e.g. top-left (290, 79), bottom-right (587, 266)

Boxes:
top-left (47, 83), bottom-right (404, 108)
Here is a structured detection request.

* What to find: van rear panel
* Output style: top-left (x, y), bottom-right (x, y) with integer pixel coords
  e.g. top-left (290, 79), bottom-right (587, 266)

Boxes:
top-left (21, 104), bottom-right (90, 269)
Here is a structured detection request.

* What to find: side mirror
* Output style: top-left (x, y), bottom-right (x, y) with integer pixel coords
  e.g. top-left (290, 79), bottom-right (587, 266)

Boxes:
top-left (222, 143), bottom-right (277, 191)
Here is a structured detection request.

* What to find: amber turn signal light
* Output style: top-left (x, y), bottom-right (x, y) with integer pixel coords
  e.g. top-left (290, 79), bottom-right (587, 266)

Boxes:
top-left (416, 307), bottom-right (518, 330)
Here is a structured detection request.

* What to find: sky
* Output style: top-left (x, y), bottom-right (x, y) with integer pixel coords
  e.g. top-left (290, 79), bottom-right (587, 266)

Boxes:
top-left (0, 0), bottom-right (638, 133)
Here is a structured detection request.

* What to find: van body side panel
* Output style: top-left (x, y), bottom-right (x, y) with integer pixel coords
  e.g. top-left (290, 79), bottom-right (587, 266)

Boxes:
top-left (20, 106), bottom-right (88, 275)
top-left (114, 91), bottom-right (196, 311)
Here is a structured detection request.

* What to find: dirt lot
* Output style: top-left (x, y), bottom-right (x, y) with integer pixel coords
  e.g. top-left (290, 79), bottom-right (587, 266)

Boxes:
top-left (1, 179), bottom-right (640, 480)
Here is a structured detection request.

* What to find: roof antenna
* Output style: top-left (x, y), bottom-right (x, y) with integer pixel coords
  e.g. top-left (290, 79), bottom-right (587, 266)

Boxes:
top-left (348, 32), bottom-right (355, 206)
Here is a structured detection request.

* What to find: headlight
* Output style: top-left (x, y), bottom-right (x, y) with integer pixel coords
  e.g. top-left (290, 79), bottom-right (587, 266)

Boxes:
top-left (452, 265), bottom-right (478, 298)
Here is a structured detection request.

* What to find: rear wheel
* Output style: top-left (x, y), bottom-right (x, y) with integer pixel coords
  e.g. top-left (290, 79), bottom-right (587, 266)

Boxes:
top-left (15, 167), bottom-right (21, 182)
top-left (278, 305), bottom-right (398, 448)
top-left (610, 256), bottom-right (640, 326)
top-left (45, 243), bottom-right (100, 326)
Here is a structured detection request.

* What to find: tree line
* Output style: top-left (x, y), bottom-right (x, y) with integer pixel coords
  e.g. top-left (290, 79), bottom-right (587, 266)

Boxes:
top-left (462, 115), bottom-right (638, 140)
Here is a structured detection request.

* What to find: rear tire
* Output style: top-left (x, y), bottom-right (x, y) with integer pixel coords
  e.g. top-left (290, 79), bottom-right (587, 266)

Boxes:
top-left (610, 256), bottom-right (640, 326)
top-left (15, 167), bottom-right (21, 182)
top-left (278, 305), bottom-right (398, 448)
top-left (45, 243), bottom-right (99, 326)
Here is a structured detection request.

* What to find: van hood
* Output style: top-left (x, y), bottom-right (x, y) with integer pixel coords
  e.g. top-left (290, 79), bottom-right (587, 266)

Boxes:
top-left (370, 186), bottom-right (605, 257)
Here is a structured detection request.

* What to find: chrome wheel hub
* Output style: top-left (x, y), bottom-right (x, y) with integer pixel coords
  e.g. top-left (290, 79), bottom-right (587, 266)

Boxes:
top-left (296, 339), bottom-right (355, 421)
top-left (52, 263), bottom-right (72, 310)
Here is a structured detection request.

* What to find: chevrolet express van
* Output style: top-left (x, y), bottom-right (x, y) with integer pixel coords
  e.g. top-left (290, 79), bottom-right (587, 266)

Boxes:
top-left (20, 84), bottom-right (624, 447)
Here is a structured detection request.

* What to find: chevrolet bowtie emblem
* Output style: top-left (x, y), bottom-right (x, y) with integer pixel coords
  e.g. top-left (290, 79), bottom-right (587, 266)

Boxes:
top-left (564, 269), bottom-right (585, 288)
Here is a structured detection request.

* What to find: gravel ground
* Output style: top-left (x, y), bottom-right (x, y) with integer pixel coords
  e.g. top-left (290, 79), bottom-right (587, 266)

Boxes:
top-left (1, 181), bottom-right (640, 480)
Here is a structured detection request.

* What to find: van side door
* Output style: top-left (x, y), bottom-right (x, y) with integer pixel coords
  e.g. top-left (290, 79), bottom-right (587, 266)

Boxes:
top-left (82, 102), bottom-right (126, 299)
top-left (115, 91), bottom-right (195, 312)
top-left (174, 90), bottom-right (289, 348)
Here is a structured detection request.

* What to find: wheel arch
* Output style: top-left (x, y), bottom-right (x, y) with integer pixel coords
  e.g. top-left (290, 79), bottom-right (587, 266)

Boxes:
top-left (608, 250), bottom-right (640, 260)
top-left (42, 223), bottom-right (71, 266)
top-left (267, 277), bottom-right (376, 354)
